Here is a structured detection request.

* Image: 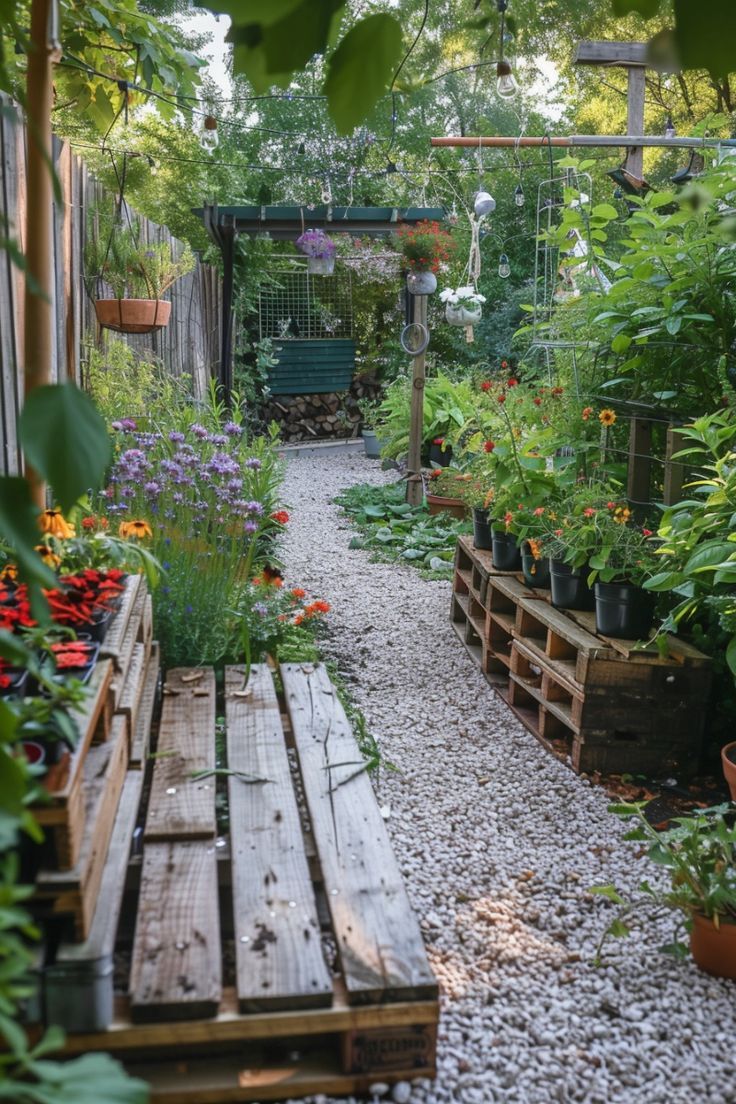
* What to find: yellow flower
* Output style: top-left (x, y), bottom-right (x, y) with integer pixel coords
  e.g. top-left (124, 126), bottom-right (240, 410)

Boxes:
top-left (613, 506), bottom-right (632, 525)
top-left (483, 488), bottom-right (495, 508)
top-left (599, 408), bottom-right (617, 427)
top-left (0, 563), bottom-right (18, 581)
top-left (39, 508), bottom-right (74, 539)
top-left (34, 544), bottom-right (61, 569)
top-left (119, 519), bottom-right (153, 540)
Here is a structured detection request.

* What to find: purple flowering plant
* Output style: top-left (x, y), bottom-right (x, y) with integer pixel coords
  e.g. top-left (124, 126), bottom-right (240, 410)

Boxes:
top-left (295, 229), bottom-right (336, 260)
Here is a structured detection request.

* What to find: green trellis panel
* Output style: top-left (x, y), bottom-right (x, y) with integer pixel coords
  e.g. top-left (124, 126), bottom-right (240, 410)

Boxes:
top-left (268, 339), bottom-right (355, 395)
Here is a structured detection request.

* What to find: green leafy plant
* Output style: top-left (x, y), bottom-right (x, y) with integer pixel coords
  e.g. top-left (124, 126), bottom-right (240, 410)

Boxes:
top-left (591, 801), bottom-right (736, 964)
top-left (86, 207), bottom-right (194, 300)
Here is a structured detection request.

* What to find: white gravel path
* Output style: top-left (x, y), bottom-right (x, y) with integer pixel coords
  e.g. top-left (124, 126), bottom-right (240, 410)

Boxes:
top-left (280, 453), bottom-right (736, 1104)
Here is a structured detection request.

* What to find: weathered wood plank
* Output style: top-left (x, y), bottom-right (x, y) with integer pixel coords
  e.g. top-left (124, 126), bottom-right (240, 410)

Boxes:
top-left (282, 662), bottom-right (437, 1005)
top-left (99, 574), bottom-right (144, 666)
top-left (225, 665), bottom-right (332, 1013)
top-left (129, 841), bottom-right (222, 1023)
top-left (144, 668), bottom-right (216, 841)
top-left (130, 642), bottom-right (160, 767)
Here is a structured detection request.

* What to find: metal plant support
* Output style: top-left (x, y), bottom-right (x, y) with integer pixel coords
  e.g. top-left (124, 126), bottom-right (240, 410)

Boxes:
top-left (259, 266), bottom-right (353, 342)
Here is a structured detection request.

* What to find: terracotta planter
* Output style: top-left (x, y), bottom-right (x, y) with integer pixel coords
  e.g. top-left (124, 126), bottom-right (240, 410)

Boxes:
top-left (722, 741), bottom-right (736, 801)
top-left (426, 493), bottom-right (466, 520)
top-left (94, 298), bottom-right (171, 334)
top-left (690, 913), bottom-right (736, 980)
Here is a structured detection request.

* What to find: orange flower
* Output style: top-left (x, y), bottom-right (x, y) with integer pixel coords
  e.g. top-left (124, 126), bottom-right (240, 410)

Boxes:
top-left (119, 519), bottom-right (153, 539)
top-left (613, 506), bottom-right (631, 524)
top-left (39, 509), bottom-right (74, 539)
top-left (270, 510), bottom-right (290, 525)
top-left (533, 507), bottom-right (545, 516)
top-left (527, 538), bottom-right (544, 560)
top-left (581, 406), bottom-right (593, 421)
top-left (0, 564), bottom-right (17, 581)
top-left (503, 511), bottom-right (514, 529)
top-left (291, 587), bottom-right (306, 599)
top-left (599, 408), bottom-right (617, 426)
top-left (293, 613), bottom-right (304, 626)
top-left (583, 507), bottom-right (596, 517)
top-left (34, 544), bottom-right (61, 568)
top-left (82, 515), bottom-right (109, 531)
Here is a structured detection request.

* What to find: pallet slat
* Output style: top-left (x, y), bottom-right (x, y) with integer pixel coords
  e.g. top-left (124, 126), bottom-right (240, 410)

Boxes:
top-left (282, 662), bottom-right (437, 1006)
top-left (144, 668), bottom-right (216, 841)
top-left (225, 665), bottom-right (332, 1013)
top-left (130, 641), bottom-right (160, 767)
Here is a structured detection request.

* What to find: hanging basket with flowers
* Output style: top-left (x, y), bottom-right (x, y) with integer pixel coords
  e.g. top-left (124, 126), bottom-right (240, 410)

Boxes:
top-left (296, 229), bottom-right (337, 275)
top-left (398, 220), bottom-right (455, 295)
top-left (440, 285), bottom-right (487, 326)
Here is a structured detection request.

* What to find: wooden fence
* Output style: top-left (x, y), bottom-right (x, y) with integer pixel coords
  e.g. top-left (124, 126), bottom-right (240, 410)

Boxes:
top-left (0, 96), bottom-right (221, 476)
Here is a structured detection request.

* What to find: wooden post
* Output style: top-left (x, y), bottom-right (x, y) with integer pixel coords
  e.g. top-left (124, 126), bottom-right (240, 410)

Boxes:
top-left (405, 292), bottom-right (427, 507)
top-left (663, 427), bottom-right (686, 506)
top-left (24, 0), bottom-right (58, 508)
top-left (625, 65), bottom-right (646, 181)
top-left (626, 416), bottom-right (652, 513)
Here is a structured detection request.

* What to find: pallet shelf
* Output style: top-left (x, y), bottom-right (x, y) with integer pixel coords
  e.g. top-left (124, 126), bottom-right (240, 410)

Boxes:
top-left (451, 534), bottom-right (711, 776)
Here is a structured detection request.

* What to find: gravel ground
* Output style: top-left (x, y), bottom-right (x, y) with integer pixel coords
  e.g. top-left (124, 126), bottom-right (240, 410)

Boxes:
top-left (280, 452), bottom-right (736, 1104)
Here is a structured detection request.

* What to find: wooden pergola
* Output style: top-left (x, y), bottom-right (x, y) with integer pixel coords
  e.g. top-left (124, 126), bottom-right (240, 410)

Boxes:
top-left (194, 203), bottom-right (445, 403)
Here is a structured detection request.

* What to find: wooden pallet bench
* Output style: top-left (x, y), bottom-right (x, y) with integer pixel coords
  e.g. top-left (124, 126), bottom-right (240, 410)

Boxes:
top-left (451, 536), bottom-right (711, 776)
top-left (40, 662), bottom-right (438, 1102)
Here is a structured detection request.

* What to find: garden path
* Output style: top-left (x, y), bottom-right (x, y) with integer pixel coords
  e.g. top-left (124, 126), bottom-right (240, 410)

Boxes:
top-left (281, 453), bottom-right (736, 1104)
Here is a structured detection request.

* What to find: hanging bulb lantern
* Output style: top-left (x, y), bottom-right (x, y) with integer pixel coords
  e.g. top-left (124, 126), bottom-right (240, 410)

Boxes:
top-left (200, 115), bottom-right (219, 152)
top-left (147, 156), bottom-right (158, 177)
top-left (514, 183), bottom-right (525, 206)
top-left (496, 60), bottom-right (518, 99)
top-left (474, 190), bottom-right (496, 218)
top-left (664, 114), bottom-right (676, 139)
top-left (498, 252), bottom-right (511, 278)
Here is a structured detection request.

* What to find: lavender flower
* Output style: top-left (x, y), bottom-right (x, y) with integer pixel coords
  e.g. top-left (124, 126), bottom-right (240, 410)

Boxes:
top-left (224, 421), bottom-right (242, 437)
top-left (144, 481), bottom-right (162, 496)
top-left (253, 602), bottom-right (268, 616)
top-left (245, 457), bottom-right (262, 470)
top-left (244, 520), bottom-right (258, 534)
top-left (191, 423), bottom-right (208, 439)
top-left (245, 500), bottom-right (264, 516)
top-left (169, 430), bottom-right (185, 443)
top-left (208, 433), bottom-right (228, 447)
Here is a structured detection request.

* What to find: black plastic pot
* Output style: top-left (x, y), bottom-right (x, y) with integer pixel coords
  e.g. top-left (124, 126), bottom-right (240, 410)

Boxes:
top-left (491, 529), bottom-right (522, 571)
top-left (87, 609), bottom-right (114, 644)
top-left (472, 508), bottom-right (493, 551)
top-left (594, 582), bottom-right (655, 640)
top-left (521, 545), bottom-right (551, 589)
top-left (549, 559), bottom-right (595, 611)
top-left (0, 668), bottom-right (29, 697)
top-left (429, 442), bottom-right (452, 467)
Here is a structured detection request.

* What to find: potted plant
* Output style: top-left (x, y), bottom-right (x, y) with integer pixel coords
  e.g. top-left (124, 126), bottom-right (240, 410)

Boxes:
top-left (86, 212), bottom-right (194, 334)
top-left (721, 743), bottom-right (736, 801)
top-left (429, 436), bottom-right (452, 467)
top-left (440, 285), bottom-right (487, 326)
top-left (296, 228), bottom-right (336, 275)
top-left (398, 219), bottom-right (455, 295)
top-left (426, 469), bottom-right (471, 519)
top-left (592, 801), bottom-right (736, 981)
top-left (357, 397), bottom-right (387, 459)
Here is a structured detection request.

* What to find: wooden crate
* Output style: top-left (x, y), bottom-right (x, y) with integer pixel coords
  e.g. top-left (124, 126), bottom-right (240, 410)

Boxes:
top-left (450, 538), bottom-right (711, 776)
top-left (31, 659), bottom-right (115, 870)
top-left (43, 663), bottom-right (438, 1102)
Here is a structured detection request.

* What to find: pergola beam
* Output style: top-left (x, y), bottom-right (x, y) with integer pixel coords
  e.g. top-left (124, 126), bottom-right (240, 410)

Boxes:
top-left (430, 135), bottom-right (736, 149)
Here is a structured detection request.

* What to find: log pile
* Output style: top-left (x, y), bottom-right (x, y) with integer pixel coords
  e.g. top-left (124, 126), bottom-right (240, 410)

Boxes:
top-left (262, 376), bottom-right (382, 443)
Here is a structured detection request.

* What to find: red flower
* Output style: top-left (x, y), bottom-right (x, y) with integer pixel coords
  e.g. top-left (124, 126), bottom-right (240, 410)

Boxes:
top-left (554, 528), bottom-right (563, 537)
top-left (606, 501), bottom-right (616, 510)
top-left (483, 440), bottom-right (496, 453)
top-left (497, 393), bottom-right (506, 404)
top-left (480, 380), bottom-right (492, 392)
top-left (533, 507), bottom-right (545, 516)
top-left (507, 378), bottom-right (519, 388)
top-left (642, 527), bottom-right (653, 537)
top-left (581, 406), bottom-right (594, 421)
top-left (533, 397), bottom-right (542, 406)
top-left (432, 437), bottom-right (445, 445)
top-left (291, 587), bottom-right (306, 599)
top-left (270, 510), bottom-right (290, 525)
top-left (551, 386), bottom-right (564, 396)
top-left (429, 468), bottom-right (443, 479)
top-left (583, 507), bottom-right (596, 517)
top-left (501, 360), bottom-right (508, 369)
top-left (0, 674), bottom-right (10, 689)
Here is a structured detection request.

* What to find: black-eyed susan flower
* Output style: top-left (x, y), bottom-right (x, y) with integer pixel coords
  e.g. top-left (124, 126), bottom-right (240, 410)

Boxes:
top-left (119, 519), bottom-right (153, 539)
top-left (39, 508), bottom-right (74, 539)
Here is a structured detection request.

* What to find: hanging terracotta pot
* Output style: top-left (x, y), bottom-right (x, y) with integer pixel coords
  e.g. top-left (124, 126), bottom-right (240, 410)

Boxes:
top-left (721, 741), bottom-right (736, 801)
top-left (94, 298), bottom-right (171, 334)
top-left (426, 493), bottom-right (466, 519)
top-left (690, 913), bottom-right (736, 980)
top-left (407, 270), bottom-right (437, 295)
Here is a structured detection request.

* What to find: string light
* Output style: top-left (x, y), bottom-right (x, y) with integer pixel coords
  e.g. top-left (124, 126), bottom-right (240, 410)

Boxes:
top-left (514, 183), bottom-right (525, 206)
top-left (498, 252), bottom-right (511, 278)
top-left (495, 1), bottom-right (519, 99)
top-left (664, 115), bottom-right (676, 139)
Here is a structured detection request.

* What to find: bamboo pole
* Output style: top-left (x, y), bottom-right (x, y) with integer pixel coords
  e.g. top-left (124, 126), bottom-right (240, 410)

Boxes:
top-left (430, 135), bottom-right (736, 149)
top-left (405, 293), bottom-right (427, 507)
top-left (24, 0), bottom-right (58, 508)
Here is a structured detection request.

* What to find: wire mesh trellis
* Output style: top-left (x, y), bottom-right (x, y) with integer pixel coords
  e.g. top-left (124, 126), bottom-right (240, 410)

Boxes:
top-left (258, 266), bottom-right (353, 341)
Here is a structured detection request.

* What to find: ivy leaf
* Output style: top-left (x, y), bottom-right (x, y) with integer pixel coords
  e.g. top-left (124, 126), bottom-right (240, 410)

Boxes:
top-left (19, 383), bottom-right (111, 513)
top-left (672, 0), bottom-right (736, 78)
top-left (324, 14), bottom-right (403, 135)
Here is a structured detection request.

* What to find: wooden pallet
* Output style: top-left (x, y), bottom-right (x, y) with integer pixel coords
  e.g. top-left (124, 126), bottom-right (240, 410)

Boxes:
top-left (451, 537), bottom-right (712, 776)
top-left (43, 663), bottom-right (438, 1101)
top-left (31, 659), bottom-right (115, 870)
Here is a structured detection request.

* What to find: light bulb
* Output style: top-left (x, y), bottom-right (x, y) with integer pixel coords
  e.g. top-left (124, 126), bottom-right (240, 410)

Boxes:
top-left (514, 183), bottom-right (525, 206)
top-left (664, 114), bottom-right (676, 139)
top-left (200, 115), bottom-right (219, 152)
top-left (147, 156), bottom-right (157, 177)
top-left (496, 61), bottom-right (518, 99)
top-left (474, 190), bottom-right (496, 218)
top-left (498, 252), bottom-right (511, 278)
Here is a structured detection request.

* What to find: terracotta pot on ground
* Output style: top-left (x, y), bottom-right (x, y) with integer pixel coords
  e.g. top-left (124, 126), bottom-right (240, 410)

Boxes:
top-left (94, 298), bottom-right (171, 334)
top-left (690, 913), bottom-right (736, 980)
top-left (721, 741), bottom-right (736, 800)
top-left (426, 493), bottom-right (466, 520)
